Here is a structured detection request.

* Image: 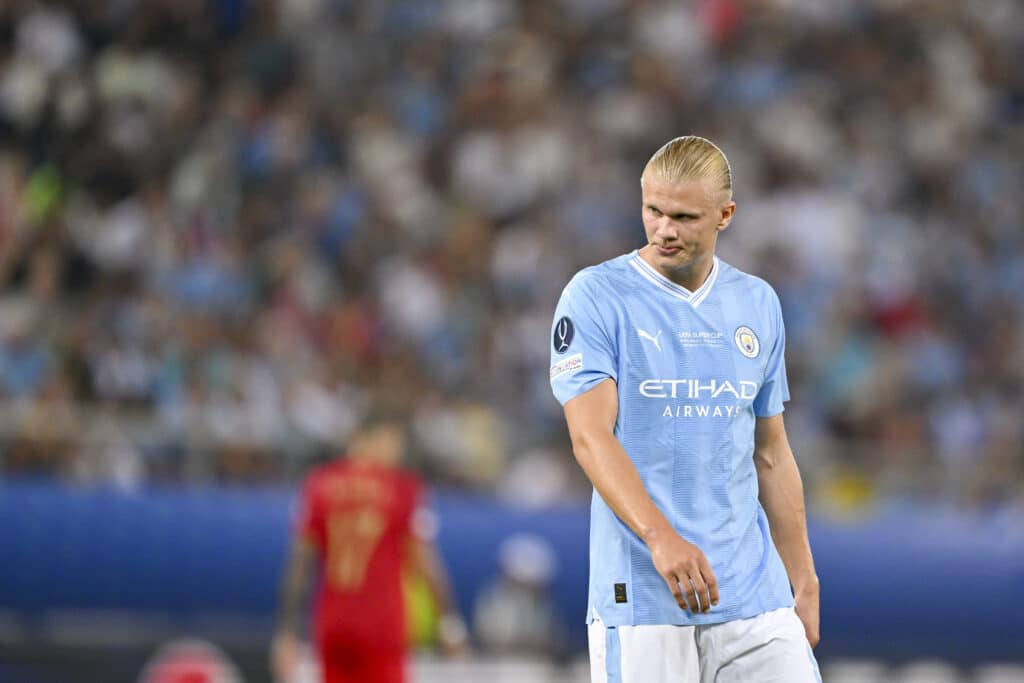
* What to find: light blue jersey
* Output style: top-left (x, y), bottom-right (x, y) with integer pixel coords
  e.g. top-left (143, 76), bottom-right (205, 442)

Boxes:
top-left (550, 250), bottom-right (795, 627)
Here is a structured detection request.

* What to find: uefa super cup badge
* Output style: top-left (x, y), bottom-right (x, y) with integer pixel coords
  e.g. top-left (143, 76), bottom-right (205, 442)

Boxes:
top-left (553, 317), bottom-right (574, 354)
top-left (734, 326), bottom-right (760, 358)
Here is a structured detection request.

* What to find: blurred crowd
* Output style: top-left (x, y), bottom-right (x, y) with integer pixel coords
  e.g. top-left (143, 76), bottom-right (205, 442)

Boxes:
top-left (1, 0), bottom-right (1022, 508)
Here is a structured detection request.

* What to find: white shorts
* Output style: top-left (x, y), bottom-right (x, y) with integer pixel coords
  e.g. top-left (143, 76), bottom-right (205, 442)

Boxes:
top-left (588, 607), bottom-right (821, 683)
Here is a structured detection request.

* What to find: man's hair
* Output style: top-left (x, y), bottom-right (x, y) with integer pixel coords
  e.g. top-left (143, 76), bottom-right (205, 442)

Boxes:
top-left (358, 404), bottom-right (406, 434)
top-left (642, 136), bottom-right (733, 201)
top-left (344, 404), bottom-right (408, 459)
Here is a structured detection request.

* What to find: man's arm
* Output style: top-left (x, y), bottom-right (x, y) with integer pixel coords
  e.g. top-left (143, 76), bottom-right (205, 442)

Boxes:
top-left (407, 536), bottom-right (468, 653)
top-left (271, 536), bottom-right (316, 682)
top-left (754, 413), bottom-right (820, 647)
top-left (563, 378), bottom-right (718, 613)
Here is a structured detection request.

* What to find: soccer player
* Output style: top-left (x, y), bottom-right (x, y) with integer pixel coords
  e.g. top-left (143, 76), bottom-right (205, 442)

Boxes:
top-left (271, 412), bottom-right (467, 683)
top-left (550, 136), bottom-right (821, 681)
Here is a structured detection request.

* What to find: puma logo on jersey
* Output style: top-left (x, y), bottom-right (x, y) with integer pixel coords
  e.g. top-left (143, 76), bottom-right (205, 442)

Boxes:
top-left (637, 328), bottom-right (663, 352)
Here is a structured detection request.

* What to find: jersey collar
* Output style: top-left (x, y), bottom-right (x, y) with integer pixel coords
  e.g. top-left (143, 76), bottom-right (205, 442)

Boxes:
top-left (629, 251), bottom-right (720, 307)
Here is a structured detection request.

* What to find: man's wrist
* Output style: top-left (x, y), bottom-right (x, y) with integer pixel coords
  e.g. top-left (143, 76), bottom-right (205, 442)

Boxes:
top-left (639, 519), bottom-right (675, 546)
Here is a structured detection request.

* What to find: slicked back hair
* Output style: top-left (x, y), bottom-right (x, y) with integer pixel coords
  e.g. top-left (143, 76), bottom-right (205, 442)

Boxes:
top-left (642, 136), bottom-right (733, 202)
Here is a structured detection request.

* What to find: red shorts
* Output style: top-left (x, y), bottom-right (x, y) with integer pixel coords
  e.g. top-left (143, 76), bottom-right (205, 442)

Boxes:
top-left (320, 647), bottom-right (406, 683)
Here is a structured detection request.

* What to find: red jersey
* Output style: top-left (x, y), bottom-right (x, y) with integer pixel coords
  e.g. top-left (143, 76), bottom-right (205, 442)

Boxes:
top-left (297, 459), bottom-right (422, 656)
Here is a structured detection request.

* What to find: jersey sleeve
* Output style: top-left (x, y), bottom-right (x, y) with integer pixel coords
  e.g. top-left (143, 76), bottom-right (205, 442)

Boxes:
top-left (753, 288), bottom-right (791, 417)
top-left (549, 273), bottom-right (619, 405)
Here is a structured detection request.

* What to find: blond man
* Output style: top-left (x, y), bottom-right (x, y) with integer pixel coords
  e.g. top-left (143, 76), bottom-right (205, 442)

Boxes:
top-left (550, 136), bottom-right (821, 682)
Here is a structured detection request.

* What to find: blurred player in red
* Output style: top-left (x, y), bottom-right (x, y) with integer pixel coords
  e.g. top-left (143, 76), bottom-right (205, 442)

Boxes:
top-left (271, 411), bottom-right (467, 683)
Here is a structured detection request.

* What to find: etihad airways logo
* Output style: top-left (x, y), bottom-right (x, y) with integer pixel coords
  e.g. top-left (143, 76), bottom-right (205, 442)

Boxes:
top-left (639, 378), bottom-right (759, 400)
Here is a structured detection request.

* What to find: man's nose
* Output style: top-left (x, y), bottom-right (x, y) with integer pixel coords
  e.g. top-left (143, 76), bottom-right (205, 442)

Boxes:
top-left (656, 218), bottom-right (678, 240)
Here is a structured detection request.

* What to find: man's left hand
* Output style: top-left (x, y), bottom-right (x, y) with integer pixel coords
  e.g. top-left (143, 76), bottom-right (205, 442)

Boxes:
top-left (794, 584), bottom-right (820, 648)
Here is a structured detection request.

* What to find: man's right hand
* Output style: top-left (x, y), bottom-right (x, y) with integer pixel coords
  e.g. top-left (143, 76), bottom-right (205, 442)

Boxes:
top-left (270, 631), bottom-right (301, 683)
top-left (438, 612), bottom-right (470, 657)
top-left (646, 526), bottom-right (719, 613)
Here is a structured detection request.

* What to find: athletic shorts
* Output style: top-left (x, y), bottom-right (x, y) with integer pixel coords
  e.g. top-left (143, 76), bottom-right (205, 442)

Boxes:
top-left (588, 606), bottom-right (821, 683)
top-left (320, 647), bottom-right (406, 683)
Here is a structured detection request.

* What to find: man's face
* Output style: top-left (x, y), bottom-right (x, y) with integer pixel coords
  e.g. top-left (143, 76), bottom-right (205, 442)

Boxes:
top-left (353, 423), bottom-right (405, 466)
top-left (640, 173), bottom-right (735, 281)
top-left (368, 424), bottom-right (405, 465)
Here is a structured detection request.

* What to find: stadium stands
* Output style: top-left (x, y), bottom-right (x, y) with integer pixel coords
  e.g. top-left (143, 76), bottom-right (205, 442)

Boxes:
top-left (1, 0), bottom-right (1021, 507)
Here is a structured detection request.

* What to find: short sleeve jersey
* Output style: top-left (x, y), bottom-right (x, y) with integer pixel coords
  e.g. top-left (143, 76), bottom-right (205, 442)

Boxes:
top-left (550, 251), bottom-right (794, 627)
top-left (297, 460), bottom-right (422, 652)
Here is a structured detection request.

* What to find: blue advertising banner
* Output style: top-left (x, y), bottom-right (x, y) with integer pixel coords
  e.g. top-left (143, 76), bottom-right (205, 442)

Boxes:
top-left (1, 482), bottom-right (1021, 663)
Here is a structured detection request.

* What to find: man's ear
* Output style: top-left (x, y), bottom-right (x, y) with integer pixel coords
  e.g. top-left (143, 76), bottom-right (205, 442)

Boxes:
top-left (717, 201), bottom-right (736, 232)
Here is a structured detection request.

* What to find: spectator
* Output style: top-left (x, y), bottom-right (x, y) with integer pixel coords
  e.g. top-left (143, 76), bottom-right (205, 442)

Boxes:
top-left (473, 533), bottom-right (564, 659)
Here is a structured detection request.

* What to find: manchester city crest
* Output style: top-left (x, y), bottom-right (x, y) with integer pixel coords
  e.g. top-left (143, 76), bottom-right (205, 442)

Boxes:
top-left (734, 326), bottom-right (760, 358)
